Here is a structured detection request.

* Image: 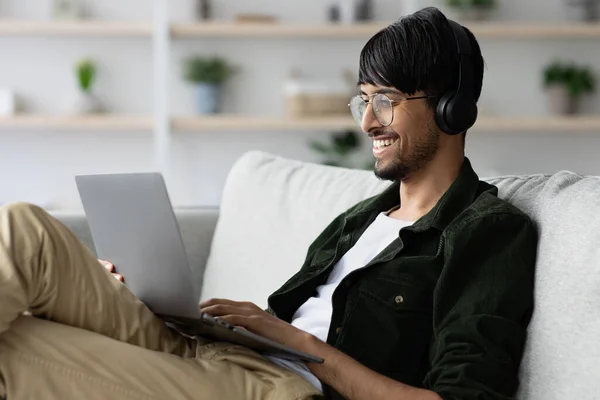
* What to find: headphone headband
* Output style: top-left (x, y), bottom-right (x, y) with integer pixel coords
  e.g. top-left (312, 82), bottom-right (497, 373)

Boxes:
top-left (447, 20), bottom-right (474, 100)
top-left (434, 19), bottom-right (478, 135)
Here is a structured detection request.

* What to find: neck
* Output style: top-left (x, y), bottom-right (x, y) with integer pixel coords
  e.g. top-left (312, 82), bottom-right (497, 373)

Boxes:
top-left (391, 151), bottom-right (464, 222)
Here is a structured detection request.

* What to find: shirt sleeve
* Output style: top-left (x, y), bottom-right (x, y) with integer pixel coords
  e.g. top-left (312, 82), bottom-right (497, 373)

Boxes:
top-left (424, 211), bottom-right (538, 400)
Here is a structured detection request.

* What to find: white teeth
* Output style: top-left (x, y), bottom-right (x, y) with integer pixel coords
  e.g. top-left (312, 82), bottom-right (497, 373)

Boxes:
top-left (373, 138), bottom-right (398, 149)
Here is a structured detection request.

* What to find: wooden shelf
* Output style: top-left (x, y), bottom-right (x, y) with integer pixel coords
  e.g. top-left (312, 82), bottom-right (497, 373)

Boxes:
top-left (171, 21), bottom-right (600, 39)
top-left (172, 115), bottom-right (356, 131)
top-left (1, 115), bottom-right (597, 133)
top-left (0, 115), bottom-right (153, 131)
top-left (1, 20), bottom-right (597, 39)
top-left (0, 20), bottom-right (152, 37)
top-left (474, 116), bottom-right (600, 131)
top-left (172, 22), bottom-right (388, 38)
top-left (468, 22), bottom-right (600, 38)
top-left (172, 115), bottom-right (600, 132)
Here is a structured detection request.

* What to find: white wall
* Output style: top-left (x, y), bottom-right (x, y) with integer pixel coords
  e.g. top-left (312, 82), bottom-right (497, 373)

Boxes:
top-left (0, 0), bottom-right (598, 209)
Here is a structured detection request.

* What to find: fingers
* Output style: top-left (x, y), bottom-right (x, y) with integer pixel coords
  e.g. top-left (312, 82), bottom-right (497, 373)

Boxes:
top-left (98, 260), bottom-right (124, 283)
top-left (201, 304), bottom-right (257, 318)
top-left (200, 298), bottom-right (260, 311)
top-left (99, 259), bottom-right (116, 273)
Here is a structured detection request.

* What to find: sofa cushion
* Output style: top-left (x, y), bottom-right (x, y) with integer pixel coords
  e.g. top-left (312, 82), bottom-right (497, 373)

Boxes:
top-left (487, 172), bottom-right (600, 400)
top-left (201, 151), bottom-right (388, 308)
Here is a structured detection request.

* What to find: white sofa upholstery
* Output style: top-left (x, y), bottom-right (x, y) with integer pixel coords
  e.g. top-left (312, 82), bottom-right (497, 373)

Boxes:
top-left (57, 151), bottom-right (600, 399)
top-left (202, 151), bottom-right (600, 400)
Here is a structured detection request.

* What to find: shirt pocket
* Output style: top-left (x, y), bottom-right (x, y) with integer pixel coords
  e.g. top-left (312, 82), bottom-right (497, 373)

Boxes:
top-left (338, 278), bottom-right (434, 385)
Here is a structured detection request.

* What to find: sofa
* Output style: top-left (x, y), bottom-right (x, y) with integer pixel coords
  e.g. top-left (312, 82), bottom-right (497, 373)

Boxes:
top-left (53, 151), bottom-right (600, 400)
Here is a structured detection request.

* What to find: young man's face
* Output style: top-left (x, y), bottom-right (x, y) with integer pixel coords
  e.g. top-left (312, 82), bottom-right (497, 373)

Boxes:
top-left (359, 84), bottom-right (440, 182)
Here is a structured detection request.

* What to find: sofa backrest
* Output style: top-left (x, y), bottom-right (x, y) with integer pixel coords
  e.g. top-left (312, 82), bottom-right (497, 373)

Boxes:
top-left (487, 173), bottom-right (600, 400)
top-left (202, 151), bottom-right (389, 307)
top-left (203, 151), bottom-right (600, 399)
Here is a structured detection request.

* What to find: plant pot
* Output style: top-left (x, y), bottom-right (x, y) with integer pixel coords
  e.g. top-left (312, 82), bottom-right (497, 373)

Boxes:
top-left (339, 0), bottom-right (357, 23)
top-left (73, 91), bottom-right (102, 114)
top-left (448, 6), bottom-right (494, 21)
top-left (545, 85), bottom-right (578, 115)
top-left (565, 0), bottom-right (600, 22)
top-left (195, 83), bottom-right (221, 115)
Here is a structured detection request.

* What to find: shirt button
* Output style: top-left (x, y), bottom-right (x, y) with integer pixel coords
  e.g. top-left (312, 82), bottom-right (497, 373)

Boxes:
top-left (394, 295), bottom-right (404, 304)
top-left (335, 327), bottom-right (342, 334)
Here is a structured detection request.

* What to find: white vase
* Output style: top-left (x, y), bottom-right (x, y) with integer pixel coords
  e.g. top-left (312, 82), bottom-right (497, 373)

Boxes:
top-left (545, 85), bottom-right (577, 115)
top-left (339, 0), bottom-right (357, 23)
top-left (73, 91), bottom-right (102, 114)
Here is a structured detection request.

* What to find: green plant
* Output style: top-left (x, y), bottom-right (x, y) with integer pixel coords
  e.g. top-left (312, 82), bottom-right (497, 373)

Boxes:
top-left (446, 0), bottom-right (496, 8)
top-left (309, 130), bottom-right (373, 170)
top-left (182, 56), bottom-right (236, 85)
top-left (543, 60), bottom-right (596, 97)
top-left (76, 58), bottom-right (96, 92)
top-left (544, 60), bottom-right (566, 86)
top-left (566, 66), bottom-right (595, 97)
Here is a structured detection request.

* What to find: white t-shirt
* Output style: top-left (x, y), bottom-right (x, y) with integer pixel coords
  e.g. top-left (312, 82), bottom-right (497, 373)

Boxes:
top-left (266, 212), bottom-right (412, 392)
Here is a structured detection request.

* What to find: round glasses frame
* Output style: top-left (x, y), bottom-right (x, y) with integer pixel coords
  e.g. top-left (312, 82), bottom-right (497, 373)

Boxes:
top-left (348, 93), bottom-right (437, 127)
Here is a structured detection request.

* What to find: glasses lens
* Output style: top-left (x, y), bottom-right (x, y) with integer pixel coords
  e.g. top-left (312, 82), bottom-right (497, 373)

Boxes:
top-left (349, 96), bottom-right (366, 127)
top-left (373, 94), bottom-right (393, 126)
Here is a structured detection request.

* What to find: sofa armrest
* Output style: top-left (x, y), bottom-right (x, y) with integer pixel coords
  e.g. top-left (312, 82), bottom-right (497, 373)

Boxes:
top-left (175, 208), bottom-right (219, 298)
top-left (50, 207), bottom-right (220, 301)
top-left (50, 210), bottom-right (96, 254)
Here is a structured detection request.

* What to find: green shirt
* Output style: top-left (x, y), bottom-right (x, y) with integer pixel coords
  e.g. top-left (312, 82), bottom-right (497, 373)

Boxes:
top-left (267, 158), bottom-right (538, 400)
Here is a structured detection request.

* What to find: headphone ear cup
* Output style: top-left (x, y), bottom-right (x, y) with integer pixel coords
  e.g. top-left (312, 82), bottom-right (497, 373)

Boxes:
top-left (435, 91), bottom-right (457, 134)
top-left (435, 92), bottom-right (478, 135)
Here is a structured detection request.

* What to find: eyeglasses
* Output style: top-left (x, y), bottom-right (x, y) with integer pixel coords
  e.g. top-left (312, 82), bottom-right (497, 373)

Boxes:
top-left (348, 93), bottom-right (436, 127)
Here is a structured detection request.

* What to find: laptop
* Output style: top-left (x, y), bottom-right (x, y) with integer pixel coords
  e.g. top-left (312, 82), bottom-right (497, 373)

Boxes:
top-left (75, 172), bottom-right (323, 364)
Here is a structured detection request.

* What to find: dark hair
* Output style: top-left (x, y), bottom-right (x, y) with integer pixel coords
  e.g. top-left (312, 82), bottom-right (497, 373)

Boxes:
top-left (358, 7), bottom-right (485, 112)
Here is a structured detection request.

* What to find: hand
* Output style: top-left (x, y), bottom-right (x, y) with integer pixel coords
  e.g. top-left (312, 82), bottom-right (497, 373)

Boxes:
top-left (98, 259), bottom-right (124, 283)
top-left (200, 299), bottom-right (312, 351)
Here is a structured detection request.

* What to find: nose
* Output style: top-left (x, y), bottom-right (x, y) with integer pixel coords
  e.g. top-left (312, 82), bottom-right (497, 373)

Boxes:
top-left (360, 102), bottom-right (382, 135)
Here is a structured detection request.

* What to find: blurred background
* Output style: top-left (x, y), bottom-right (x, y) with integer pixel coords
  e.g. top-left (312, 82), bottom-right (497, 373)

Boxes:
top-left (0, 0), bottom-right (598, 209)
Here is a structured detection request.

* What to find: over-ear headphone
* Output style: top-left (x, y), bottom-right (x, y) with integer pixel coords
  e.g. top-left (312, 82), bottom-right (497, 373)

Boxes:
top-left (435, 20), bottom-right (479, 135)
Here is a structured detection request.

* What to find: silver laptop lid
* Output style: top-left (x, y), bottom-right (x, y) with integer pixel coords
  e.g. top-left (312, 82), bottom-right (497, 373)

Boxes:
top-left (75, 173), bottom-right (200, 319)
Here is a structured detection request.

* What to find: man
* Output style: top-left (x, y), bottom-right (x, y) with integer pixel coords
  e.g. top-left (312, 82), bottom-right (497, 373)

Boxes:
top-left (0, 7), bottom-right (537, 400)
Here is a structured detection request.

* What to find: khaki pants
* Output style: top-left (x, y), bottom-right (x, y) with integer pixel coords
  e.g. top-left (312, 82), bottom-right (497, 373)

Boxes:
top-left (0, 203), bottom-right (321, 400)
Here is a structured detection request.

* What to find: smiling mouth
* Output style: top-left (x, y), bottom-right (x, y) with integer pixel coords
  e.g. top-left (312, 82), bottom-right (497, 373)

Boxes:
top-left (372, 137), bottom-right (399, 151)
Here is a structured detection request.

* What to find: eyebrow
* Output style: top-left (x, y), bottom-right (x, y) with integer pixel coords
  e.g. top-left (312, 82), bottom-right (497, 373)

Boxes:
top-left (359, 88), bottom-right (402, 96)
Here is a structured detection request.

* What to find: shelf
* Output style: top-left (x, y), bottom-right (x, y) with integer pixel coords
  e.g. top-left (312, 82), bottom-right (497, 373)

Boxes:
top-left (171, 21), bottom-right (600, 39)
top-left (0, 115), bottom-right (153, 131)
top-left (172, 115), bottom-right (600, 132)
top-left (172, 22), bottom-right (389, 38)
top-left (474, 116), bottom-right (600, 131)
top-left (0, 20), bottom-right (153, 37)
top-left (1, 20), bottom-right (598, 39)
top-left (1, 115), bottom-right (597, 133)
top-left (173, 115), bottom-right (356, 131)
top-left (470, 23), bottom-right (600, 38)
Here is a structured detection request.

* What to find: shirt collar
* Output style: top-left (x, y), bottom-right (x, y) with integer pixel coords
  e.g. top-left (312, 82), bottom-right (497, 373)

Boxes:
top-left (347, 157), bottom-right (493, 232)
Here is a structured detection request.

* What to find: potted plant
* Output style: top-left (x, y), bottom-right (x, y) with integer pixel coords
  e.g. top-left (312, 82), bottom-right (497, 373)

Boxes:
top-left (445, 0), bottom-right (497, 21)
top-left (544, 60), bottom-right (596, 115)
top-left (182, 56), bottom-right (236, 115)
top-left (309, 130), bottom-right (373, 170)
top-left (73, 58), bottom-right (102, 114)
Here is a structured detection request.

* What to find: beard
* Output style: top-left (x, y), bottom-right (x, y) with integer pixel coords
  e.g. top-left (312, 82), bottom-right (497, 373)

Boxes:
top-left (373, 120), bottom-right (440, 182)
